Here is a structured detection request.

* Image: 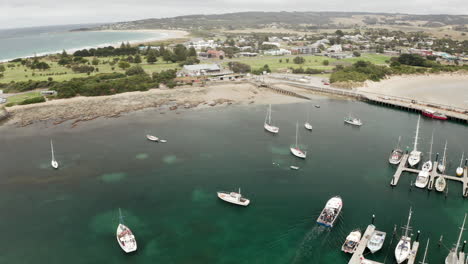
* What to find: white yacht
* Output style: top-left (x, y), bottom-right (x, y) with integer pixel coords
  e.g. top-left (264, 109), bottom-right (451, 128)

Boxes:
top-left (367, 230), bottom-right (386, 253)
top-left (408, 116), bottom-right (421, 167)
top-left (435, 176), bottom-right (446, 192)
top-left (116, 208), bottom-right (137, 253)
top-left (50, 140), bottom-right (59, 169)
top-left (389, 136), bottom-right (403, 165)
top-left (344, 114), bottom-right (362, 126)
top-left (421, 132), bottom-right (434, 172)
top-left (264, 104), bottom-right (279, 134)
top-left (290, 122), bottom-right (306, 159)
top-left (445, 214), bottom-right (466, 264)
top-left (456, 152), bottom-right (464, 177)
top-left (342, 230), bottom-right (362, 254)
top-left (217, 188), bottom-right (250, 206)
top-left (415, 170), bottom-right (430, 189)
top-left (395, 208), bottom-right (413, 264)
top-left (304, 104), bottom-right (313, 131)
top-left (438, 141), bottom-right (448, 173)
top-left (316, 196), bottom-right (343, 228)
top-left (146, 135), bottom-right (159, 142)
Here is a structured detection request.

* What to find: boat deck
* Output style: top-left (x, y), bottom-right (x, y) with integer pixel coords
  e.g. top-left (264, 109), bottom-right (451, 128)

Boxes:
top-left (390, 154), bottom-right (468, 197)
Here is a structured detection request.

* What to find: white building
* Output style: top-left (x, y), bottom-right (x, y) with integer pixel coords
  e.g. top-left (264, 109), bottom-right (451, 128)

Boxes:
top-left (185, 39), bottom-right (218, 50)
top-left (327, 44), bottom-right (342, 53)
top-left (263, 49), bottom-right (291, 56)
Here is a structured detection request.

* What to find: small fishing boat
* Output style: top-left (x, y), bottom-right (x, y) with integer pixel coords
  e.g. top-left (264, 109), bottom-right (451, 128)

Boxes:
top-left (395, 208), bottom-right (413, 264)
top-left (445, 214), bottom-right (466, 264)
top-left (367, 230), bottom-right (386, 254)
top-left (344, 114), bottom-right (362, 126)
top-left (264, 104), bottom-right (279, 134)
top-left (146, 135), bottom-right (159, 142)
top-left (290, 166), bottom-right (300, 170)
top-left (435, 176), bottom-right (446, 192)
top-left (415, 170), bottom-right (429, 189)
top-left (389, 136), bottom-right (403, 165)
top-left (342, 230), bottom-right (362, 254)
top-left (316, 196), bottom-right (342, 228)
top-left (438, 141), bottom-right (448, 173)
top-left (217, 188), bottom-right (250, 206)
top-left (456, 152), bottom-right (464, 177)
top-left (50, 140), bottom-right (59, 169)
top-left (422, 109), bottom-right (448, 120)
top-left (159, 139), bottom-right (167, 143)
top-left (408, 116), bottom-right (421, 167)
top-left (116, 208), bottom-right (137, 253)
top-left (290, 122), bottom-right (306, 159)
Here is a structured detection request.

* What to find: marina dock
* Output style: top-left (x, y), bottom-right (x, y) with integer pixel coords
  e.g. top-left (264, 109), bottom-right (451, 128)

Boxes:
top-left (390, 154), bottom-right (468, 197)
top-left (407, 241), bottom-right (420, 264)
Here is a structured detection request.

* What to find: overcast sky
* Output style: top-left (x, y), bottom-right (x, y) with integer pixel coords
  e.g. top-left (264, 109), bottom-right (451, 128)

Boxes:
top-left (1, 0), bottom-right (467, 29)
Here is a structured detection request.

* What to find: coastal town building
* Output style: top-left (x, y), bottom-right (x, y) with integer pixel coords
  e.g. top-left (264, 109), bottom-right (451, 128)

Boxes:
top-left (206, 50), bottom-right (225, 59)
top-left (262, 42), bottom-right (281, 48)
top-left (263, 49), bottom-right (291, 56)
top-left (185, 39), bottom-right (218, 50)
top-left (290, 45), bottom-right (320, 55)
top-left (177, 64), bottom-right (232, 77)
top-left (327, 44), bottom-right (342, 53)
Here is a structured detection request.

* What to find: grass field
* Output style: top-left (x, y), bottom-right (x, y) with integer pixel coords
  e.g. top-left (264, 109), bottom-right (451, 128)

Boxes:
top-left (5, 91), bottom-right (42, 105)
top-left (0, 57), bottom-right (180, 84)
top-left (218, 53), bottom-right (390, 72)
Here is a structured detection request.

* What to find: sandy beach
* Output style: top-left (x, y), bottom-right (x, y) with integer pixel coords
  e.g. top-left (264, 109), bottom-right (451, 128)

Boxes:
top-left (4, 82), bottom-right (309, 127)
top-left (98, 29), bottom-right (189, 42)
top-left (357, 72), bottom-right (468, 109)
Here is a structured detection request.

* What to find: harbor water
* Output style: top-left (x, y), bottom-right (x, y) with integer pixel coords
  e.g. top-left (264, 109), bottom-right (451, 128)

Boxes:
top-left (0, 97), bottom-right (467, 263)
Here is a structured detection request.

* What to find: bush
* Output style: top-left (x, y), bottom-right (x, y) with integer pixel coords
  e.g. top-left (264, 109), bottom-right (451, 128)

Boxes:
top-left (353, 51), bottom-right (361, 57)
top-left (125, 65), bottom-right (145, 76)
top-left (18, 96), bottom-right (46, 105)
top-left (118, 61), bottom-right (131, 70)
top-left (330, 60), bottom-right (391, 83)
top-left (322, 60), bottom-right (329, 66)
top-left (293, 56), bottom-right (305, 64)
top-left (227, 62), bottom-right (251, 73)
top-left (152, 69), bottom-right (177, 84)
top-left (71, 65), bottom-right (95, 73)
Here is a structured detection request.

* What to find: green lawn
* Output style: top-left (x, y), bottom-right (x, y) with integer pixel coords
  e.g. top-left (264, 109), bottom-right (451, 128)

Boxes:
top-left (0, 57), bottom-right (180, 84)
top-left (6, 91), bottom-right (41, 104)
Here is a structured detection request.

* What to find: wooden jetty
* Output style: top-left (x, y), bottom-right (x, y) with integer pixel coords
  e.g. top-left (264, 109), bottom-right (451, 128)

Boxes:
top-left (390, 154), bottom-right (468, 197)
top-left (348, 224), bottom-right (376, 264)
top-left (407, 240), bottom-right (420, 264)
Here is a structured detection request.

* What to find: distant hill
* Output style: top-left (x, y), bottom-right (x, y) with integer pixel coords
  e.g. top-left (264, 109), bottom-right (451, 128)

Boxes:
top-left (85, 11), bottom-right (468, 33)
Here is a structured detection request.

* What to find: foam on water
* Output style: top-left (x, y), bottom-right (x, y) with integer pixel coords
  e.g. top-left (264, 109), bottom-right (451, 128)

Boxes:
top-left (99, 172), bottom-right (127, 183)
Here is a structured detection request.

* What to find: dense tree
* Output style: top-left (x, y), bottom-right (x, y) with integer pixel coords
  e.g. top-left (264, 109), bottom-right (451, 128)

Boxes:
top-left (0, 65), bottom-right (5, 72)
top-left (227, 62), bottom-right (251, 73)
top-left (293, 56), bottom-right (305, 64)
top-left (152, 69), bottom-right (177, 84)
top-left (125, 65), bottom-right (146, 76)
top-left (173, 44), bottom-right (188, 62)
top-left (146, 50), bottom-right (157, 64)
top-left (118, 61), bottom-right (131, 70)
top-left (92, 58), bottom-right (99, 65)
top-left (163, 50), bottom-right (175, 63)
top-left (187, 47), bottom-right (197, 57)
top-left (353, 51), bottom-right (361, 57)
top-left (134, 54), bottom-right (142, 63)
top-left (322, 60), bottom-right (329, 66)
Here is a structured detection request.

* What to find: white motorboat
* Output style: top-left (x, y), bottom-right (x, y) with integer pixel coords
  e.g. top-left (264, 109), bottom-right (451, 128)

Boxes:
top-left (290, 166), bottom-right (300, 170)
top-left (315, 105), bottom-right (320, 108)
top-left (415, 170), bottom-right (430, 189)
top-left (421, 132), bottom-right (434, 172)
top-left (50, 140), bottom-right (59, 169)
top-left (367, 230), bottom-right (386, 253)
top-left (435, 176), bottom-right (446, 192)
top-left (304, 122), bottom-right (313, 131)
top-left (316, 196), bottom-right (342, 228)
top-left (445, 214), bottom-right (466, 264)
top-left (217, 188), bottom-right (250, 206)
top-left (264, 104), bottom-right (279, 134)
top-left (146, 135), bottom-right (159, 142)
top-left (389, 136), bottom-right (403, 165)
top-left (438, 141), bottom-right (448, 173)
top-left (344, 114), bottom-right (362, 126)
top-left (342, 230), bottom-right (362, 254)
top-left (456, 152), bottom-right (464, 177)
top-left (408, 116), bottom-right (421, 167)
top-left (290, 122), bottom-right (306, 159)
top-left (116, 209), bottom-right (137, 253)
top-left (395, 208), bottom-right (413, 264)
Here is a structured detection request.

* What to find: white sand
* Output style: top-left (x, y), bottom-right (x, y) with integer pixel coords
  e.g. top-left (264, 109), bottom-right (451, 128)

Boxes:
top-left (357, 73), bottom-right (468, 109)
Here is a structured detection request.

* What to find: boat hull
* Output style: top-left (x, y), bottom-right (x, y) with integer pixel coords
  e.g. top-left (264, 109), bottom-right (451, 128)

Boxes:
top-left (316, 196), bottom-right (342, 228)
top-left (435, 177), bottom-right (446, 192)
top-left (415, 170), bottom-right (429, 188)
top-left (422, 160), bottom-right (432, 172)
top-left (389, 149), bottom-right (403, 165)
top-left (422, 110), bottom-right (448, 120)
top-left (456, 167), bottom-right (463, 177)
top-left (367, 231), bottom-right (386, 254)
top-left (438, 164), bottom-right (446, 174)
top-left (395, 238), bottom-right (411, 264)
top-left (264, 123), bottom-right (279, 134)
top-left (217, 192), bottom-right (250, 206)
top-left (116, 224), bottom-right (137, 253)
top-left (146, 135), bottom-right (159, 142)
top-left (304, 123), bottom-right (312, 131)
top-left (51, 160), bottom-right (59, 169)
top-left (290, 147), bottom-right (306, 159)
top-left (408, 151), bottom-right (421, 167)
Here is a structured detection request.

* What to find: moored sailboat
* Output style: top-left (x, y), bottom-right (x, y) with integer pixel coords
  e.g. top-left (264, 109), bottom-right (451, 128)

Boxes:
top-left (264, 104), bottom-right (279, 134)
top-left (290, 122), bottom-right (306, 159)
top-left (438, 141), bottom-right (448, 173)
top-left (421, 132), bottom-right (434, 172)
top-left (408, 116), bottom-right (421, 167)
top-left (395, 207), bottom-right (413, 264)
top-left (304, 104), bottom-right (312, 131)
top-left (116, 208), bottom-right (137, 253)
top-left (389, 136), bottom-right (403, 165)
top-left (445, 214), bottom-right (466, 264)
top-left (456, 152), bottom-right (464, 177)
top-left (50, 140), bottom-right (59, 169)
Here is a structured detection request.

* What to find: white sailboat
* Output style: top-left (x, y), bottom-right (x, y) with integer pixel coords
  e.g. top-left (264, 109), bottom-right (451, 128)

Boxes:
top-left (264, 104), bottom-right (279, 134)
top-left (422, 132), bottom-right (434, 172)
top-left (395, 207), bottom-right (413, 264)
top-left (445, 213), bottom-right (467, 264)
top-left (389, 136), bottom-right (404, 165)
top-left (304, 104), bottom-right (312, 131)
top-left (435, 176), bottom-right (446, 192)
top-left (116, 208), bottom-right (137, 253)
top-left (50, 140), bottom-right (59, 169)
top-left (456, 152), bottom-right (464, 177)
top-left (217, 188), bottom-right (250, 206)
top-left (146, 135), bottom-right (159, 142)
top-left (290, 122), bottom-right (306, 159)
top-left (438, 141), bottom-right (448, 173)
top-left (408, 116), bottom-right (422, 167)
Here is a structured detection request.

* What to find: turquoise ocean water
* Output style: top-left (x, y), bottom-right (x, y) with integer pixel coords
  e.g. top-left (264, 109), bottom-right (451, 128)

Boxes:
top-left (0, 97), bottom-right (467, 263)
top-left (0, 25), bottom-right (168, 61)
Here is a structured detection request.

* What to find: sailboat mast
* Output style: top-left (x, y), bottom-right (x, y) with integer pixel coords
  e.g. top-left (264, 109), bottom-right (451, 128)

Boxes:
top-left (442, 141), bottom-right (448, 165)
top-left (421, 239), bottom-right (430, 264)
top-left (429, 132), bottom-right (434, 161)
top-left (397, 136), bottom-right (401, 149)
top-left (268, 104), bottom-right (272, 125)
top-left (404, 207), bottom-right (412, 237)
top-left (455, 214), bottom-right (467, 254)
top-left (461, 152), bottom-right (465, 167)
top-left (119, 208), bottom-right (124, 224)
top-left (414, 116), bottom-right (420, 151)
top-left (50, 140), bottom-right (55, 161)
top-left (295, 122), bottom-right (298, 148)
